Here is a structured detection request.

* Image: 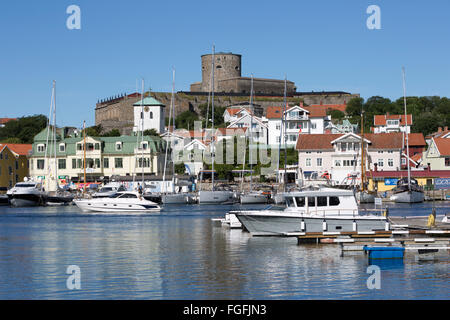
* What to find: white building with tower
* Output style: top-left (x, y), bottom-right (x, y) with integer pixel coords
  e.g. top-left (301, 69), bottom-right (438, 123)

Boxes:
top-left (133, 97), bottom-right (165, 134)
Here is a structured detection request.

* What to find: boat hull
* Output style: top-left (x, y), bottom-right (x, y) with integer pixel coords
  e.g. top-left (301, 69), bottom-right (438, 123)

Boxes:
top-left (391, 190), bottom-right (424, 203)
top-left (162, 193), bottom-right (195, 204)
top-left (198, 191), bottom-right (234, 204)
top-left (73, 200), bottom-right (160, 213)
top-left (235, 213), bottom-right (388, 236)
top-left (8, 194), bottom-right (44, 207)
top-left (240, 193), bottom-right (268, 204)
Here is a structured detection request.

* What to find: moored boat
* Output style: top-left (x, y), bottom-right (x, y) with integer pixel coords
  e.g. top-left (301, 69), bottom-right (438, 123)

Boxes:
top-left (234, 187), bottom-right (388, 236)
top-left (7, 181), bottom-right (46, 207)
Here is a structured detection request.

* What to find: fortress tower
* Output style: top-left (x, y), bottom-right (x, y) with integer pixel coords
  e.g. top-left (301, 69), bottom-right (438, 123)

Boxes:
top-left (190, 51), bottom-right (296, 95)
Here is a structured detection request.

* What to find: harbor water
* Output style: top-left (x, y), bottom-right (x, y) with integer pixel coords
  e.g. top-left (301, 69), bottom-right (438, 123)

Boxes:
top-left (0, 202), bottom-right (448, 300)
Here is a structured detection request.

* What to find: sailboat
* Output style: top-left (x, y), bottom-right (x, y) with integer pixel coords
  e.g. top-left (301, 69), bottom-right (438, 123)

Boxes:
top-left (390, 67), bottom-right (424, 203)
top-left (198, 45), bottom-right (234, 204)
top-left (161, 68), bottom-right (194, 204)
top-left (42, 81), bottom-right (74, 205)
top-left (355, 111), bottom-right (376, 203)
top-left (240, 75), bottom-right (268, 204)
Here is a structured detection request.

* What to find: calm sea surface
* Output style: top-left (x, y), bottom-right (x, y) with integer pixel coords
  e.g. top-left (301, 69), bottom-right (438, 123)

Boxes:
top-left (0, 201), bottom-right (448, 300)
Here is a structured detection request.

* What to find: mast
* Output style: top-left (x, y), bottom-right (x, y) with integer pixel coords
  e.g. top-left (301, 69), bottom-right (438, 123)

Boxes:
top-left (249, 75), bottom-right (254, 192)
top-left (282, 76), bottom-right (287, 192)
top-left (402, 67), bottom-right (411, 190)
top-left (211, 45), bottom-right (215, 192)
top-left (53, 80), bottom-right (58, 191)
top-left (83, 120), bottom-right (87, 195)
top-left (360, 110), bottom-right (365, 192)
top-left (171, 69), bottom-right (176, 193)
top-left (140, 80), bottom-right (145, 186)
top-left (162, 69), bottom-right (175, 194)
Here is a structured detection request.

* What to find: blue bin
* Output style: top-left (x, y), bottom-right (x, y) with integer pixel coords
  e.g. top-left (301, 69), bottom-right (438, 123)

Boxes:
top-left (363, 246), bottom-right (405, 259)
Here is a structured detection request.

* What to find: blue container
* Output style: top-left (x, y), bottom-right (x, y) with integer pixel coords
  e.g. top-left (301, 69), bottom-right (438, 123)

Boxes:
top-left (363, 246), bottom-right (405, 259)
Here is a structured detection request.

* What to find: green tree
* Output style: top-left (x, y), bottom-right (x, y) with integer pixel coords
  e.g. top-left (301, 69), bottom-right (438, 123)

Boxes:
top-left (346, 97), bottom-right (364, 117)
top-left (85, 125), bottom-right (103, 137)
top-left (174, 162), bottom-right (186, 175)
top-left (175, 110), bottom-right (199, 130)
top-left (0, 115), bottom-right (48, 143)
top-left (101, 129), bottom-right (121, 137)
top-left (143, 129), bottom-right (159, 137)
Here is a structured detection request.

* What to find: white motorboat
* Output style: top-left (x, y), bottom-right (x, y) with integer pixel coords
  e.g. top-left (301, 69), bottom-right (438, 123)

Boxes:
top-left (162, 193), bottom-right (195, 204)
top-left (92, 182), bottom-right (126, 198)
top-left (233, 187), bottom-right (388, 236)
top-left (74, 191), bottom-right (161, 212)
top-left (7, 181), bottom-right (46, 207)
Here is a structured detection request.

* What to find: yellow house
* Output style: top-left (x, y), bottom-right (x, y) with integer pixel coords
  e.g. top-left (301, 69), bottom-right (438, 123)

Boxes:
top-left (0, 144), bottom-right (32, 191)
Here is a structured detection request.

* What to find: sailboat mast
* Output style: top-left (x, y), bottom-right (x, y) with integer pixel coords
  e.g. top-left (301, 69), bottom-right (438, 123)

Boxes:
top-left (283, 76), bottom-right (287, 192)
top-left (53, 81), bottom-right (58, 190)
top-left (141, 80), bottom-right (145, 185)
top-left (249, 75), bottom-right (254, 192)
top-left (83, 120), bottom-right (86, 195)
top-left (171, 69), bottom-right (176, 193)
top-left (211, 45), bottom-right (215, 192)
top-left (402, 67), bottom-right (411, 190)
top-left (360, 111), bottom-right (365, 192)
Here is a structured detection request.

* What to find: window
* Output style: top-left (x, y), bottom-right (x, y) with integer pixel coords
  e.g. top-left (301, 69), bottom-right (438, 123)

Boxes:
top-left (95, 143), bottom-right (100, 150)
top-left (8, 166), bottom-right (12, 175)
top-left (285, 197), bottom-right (295, 207)
top-left (104, 158), bottom-right (109, 168)
top-left (334, 160), bottom-right (341, 167)
top-left (445, 157), bottom-right (450, 167)
top-left (77, 159), bottom-right (82, 168)
top-left (150, 112), bottom-right (153, 119)
top-left (308, 197), bottom-right (316, 207)
top-left (275, 124), bottom-right (281, 130)
top-left (15, 161), bottom-right (18, 170)
top-left (317, 158), bottom-right (322, 166)
top-left (77, 144), bottom-right (83, 151)
top-left (58, 159), bottom-right (66, 169)
top-left (305, 158), bottom-right (312, 167)
top-left (115, 158), bottom-right (123, 168)
top-left (37, 159), bottom-right (45, 170)
top-left (341, 143), bottom-right (347, 152)
top-left (317, 197), bottom-right (327, 207)
top-left (140, 112), bottom-right (144, 119)
top-left (116, 142), bottom-right (123, 151)
top-left (329, 197), bottom-right (340, 206)
top-left (59, 144), bottom-right (66, 152)
top-left (378, 159), bottom-right (384, 167)
top-left (72, 159), bottom-right (77, 169)
top-left (95, 159), bottom-right (101, 168)
top-left (295, 197), bottom-right (305, 207)
top-left (37, 144), bottom-right (46, 153)
top-left (311, 123), bottom-right (317, 130)
top-left (388, 159), bottom-right (394, 167)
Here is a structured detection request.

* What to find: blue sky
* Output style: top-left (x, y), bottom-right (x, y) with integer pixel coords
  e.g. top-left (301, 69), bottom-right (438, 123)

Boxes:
top-left (0, 0), bottom-right (449, 127)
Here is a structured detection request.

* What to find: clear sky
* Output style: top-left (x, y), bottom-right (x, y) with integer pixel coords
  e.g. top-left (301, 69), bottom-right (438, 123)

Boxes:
top-left (0, 0), bottom-right (449, 127)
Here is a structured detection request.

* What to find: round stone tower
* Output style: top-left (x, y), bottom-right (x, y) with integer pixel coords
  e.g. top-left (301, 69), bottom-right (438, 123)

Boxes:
top-left (201, 52), bottom-right (241, 92)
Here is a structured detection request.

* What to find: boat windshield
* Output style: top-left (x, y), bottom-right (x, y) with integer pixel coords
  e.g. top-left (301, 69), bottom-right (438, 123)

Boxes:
top-left (108, 194), bottom-right (122, 198)
top-left (99, 187), bottom-right (114, 193)
top-left (15, 184), bottom-right (36, 188)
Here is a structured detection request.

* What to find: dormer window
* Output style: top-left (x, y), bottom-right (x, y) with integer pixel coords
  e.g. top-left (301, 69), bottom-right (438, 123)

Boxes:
top-left (59, 143), bottom-right (66, 152)
top-left (37, 144), bottom-right (46, 153)
top-left (116, 142), bottom-right (123, 151)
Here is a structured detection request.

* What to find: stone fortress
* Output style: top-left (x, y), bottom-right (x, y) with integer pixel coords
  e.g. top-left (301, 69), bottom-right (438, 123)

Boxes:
top-left (190, 52), bottom-right (297, 95)
top-left (95, 51), bottom-right (360, 135)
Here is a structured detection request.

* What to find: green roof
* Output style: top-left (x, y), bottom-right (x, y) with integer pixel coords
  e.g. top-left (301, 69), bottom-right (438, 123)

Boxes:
top-left (133, 97), bottom-right (165, 106)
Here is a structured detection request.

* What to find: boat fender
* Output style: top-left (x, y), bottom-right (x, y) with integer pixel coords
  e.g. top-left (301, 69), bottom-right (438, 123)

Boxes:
top-left (352, 221), bottom-right (357, 232)
top-left (427, 213), bottom-right (436, 228)
top-left (322, 220), bottom-right (327, 232)
top-left (301, 220), bottom-right (305, 231)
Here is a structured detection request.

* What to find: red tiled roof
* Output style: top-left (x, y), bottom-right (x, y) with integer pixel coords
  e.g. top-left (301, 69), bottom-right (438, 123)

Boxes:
top-left (266, 105), bottom-right (328, 119)
top-left (434, 137), bottom-right (450, 156)
top-left (0, 144), bottom-right (32, 156)
top-left (226, 107), bottom-right (252, 116)
top-left (309, 104), bottom-right (347, 113)
top-left (406, 133), bottom-right (426, 146)
top-left (296, 132), bottom-right (411, 151)
top-left (374, 114), bottom-right (413, 126)
top-left (0, 118), bottom-right (17, 125)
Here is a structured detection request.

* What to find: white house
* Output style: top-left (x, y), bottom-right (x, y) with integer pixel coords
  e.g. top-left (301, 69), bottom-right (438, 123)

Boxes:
top-left (373, 114), bottom-right (412, 134)
top-left (296, 132), bottom-right (404, 184)
top-left (226, 114), bottom-right (268, 145)
top-left (422, 137), bottom-right (450, 170)
top-left (133, 97), bottom-right (165, 134)
top-left (267, 104), bottom-right (331, 147)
